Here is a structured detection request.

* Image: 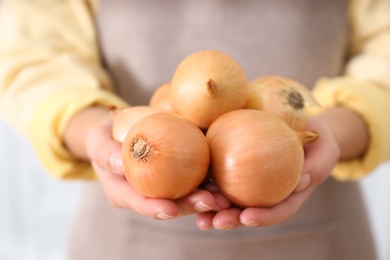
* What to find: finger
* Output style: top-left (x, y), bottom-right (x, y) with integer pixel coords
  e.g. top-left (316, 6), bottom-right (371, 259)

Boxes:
top-left (240, 187), bottom-right (314, 227)
top-left (200, 179), bottom-right (231, 210)
top-left (294, 173), bottom-right (311, 192)
top-left (303, 141), bottom-right (339, 187)
top-left (175, 189), bottom-right (217, 216)
top-left (94, 162), bottom-right (179, 219)
top-left (212, 192), bottom-right (231, 210)
top-left (86, 118), bottom-right (124, 175)
top-left (212, 208), bottom-right (243, 230)
top-left (303, 121), bottom-right (339, 187)
top-left (196, 211), bottom-right (216, 230)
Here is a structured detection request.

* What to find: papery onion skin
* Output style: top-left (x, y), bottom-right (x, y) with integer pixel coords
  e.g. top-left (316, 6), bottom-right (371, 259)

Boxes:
top-left (171, 50), bottom-right (249, 129)
top-left (206, 109), bottom-right (319, 208)
top-left (245, 75), bottom-right (320, 131)
top-left (122, 112), bottom-right (210, 200)
top-left (149, 82), bottom-right (176, 113)
top-left (109, 106), bottom-right (163, 143)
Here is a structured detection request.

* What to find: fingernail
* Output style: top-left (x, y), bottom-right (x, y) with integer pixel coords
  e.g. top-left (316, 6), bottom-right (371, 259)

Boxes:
top-left (241, 220), bottom-right (258, 227)
top-left (110, 152), bottom-right (123, 174)
top-left (217, 223), bottom-right (234, 230)
top-left (157, 213), bottom-right (176, 220)
top-left (194, 201), bottom-right (214, 212)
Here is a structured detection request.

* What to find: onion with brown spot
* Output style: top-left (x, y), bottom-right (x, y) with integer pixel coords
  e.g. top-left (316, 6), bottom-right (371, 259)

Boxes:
top-left (245, 75), bottom-right (320, 131)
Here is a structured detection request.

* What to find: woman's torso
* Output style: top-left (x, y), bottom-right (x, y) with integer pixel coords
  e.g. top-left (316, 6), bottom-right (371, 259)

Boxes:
top-left (96, 0), bottom-right (349, 105)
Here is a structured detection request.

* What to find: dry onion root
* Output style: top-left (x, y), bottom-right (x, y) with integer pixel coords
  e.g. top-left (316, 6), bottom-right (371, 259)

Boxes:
top-left (171, 50), bottom-right (249, 129)
top-left (121, 112), bottom-right (210, 200)
top-left (245, 75), bottom-right (320, 131)
top-left (206, 109), bottom-right (319, 208)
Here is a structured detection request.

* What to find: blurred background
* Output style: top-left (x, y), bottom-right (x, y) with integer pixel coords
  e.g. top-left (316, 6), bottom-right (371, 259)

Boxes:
top-left (1, 118), bottom-right (390, 260)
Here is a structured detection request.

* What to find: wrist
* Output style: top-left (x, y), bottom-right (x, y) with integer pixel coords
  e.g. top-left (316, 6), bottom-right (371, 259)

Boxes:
top-left (313, 106), bottom-right (369, 160)
top-left (63, 106), bottom-right (109, 160)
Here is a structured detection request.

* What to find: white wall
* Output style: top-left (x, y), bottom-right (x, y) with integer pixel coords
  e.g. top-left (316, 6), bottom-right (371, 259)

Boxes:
top-left (0, 121), bottom-right (82, 260)
top-left (0, 118), bottom-right (389, 260)
top-left (361, 163), bottom-right (390, 260)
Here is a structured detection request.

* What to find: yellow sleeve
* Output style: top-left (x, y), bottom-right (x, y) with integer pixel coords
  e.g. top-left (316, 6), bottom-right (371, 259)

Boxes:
top-left (312, 0), bottom-right (390, 181)
top-left (0, 0), bottom-right (128, 179)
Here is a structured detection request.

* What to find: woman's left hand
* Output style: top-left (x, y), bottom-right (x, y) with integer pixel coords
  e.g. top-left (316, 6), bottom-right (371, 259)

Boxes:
top-left (196, 116), bottom-right (340, 230)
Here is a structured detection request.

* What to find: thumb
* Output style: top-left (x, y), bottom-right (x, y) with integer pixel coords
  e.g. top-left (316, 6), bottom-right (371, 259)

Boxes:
top-left (86, 117), bottom-right (124, 175)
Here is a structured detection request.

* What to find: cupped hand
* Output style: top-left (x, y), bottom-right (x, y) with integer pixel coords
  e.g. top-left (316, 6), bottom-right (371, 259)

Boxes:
top-left (196, 116), bottom-right (340, 230)
top-left (85, 114), bottom-right (229, 220)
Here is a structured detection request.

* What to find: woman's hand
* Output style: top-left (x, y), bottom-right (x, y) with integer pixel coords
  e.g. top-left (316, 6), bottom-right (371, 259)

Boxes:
top-left (196, 114), bottom-right (340, 230)
top-left (65, 106), bottom-right (229, 220)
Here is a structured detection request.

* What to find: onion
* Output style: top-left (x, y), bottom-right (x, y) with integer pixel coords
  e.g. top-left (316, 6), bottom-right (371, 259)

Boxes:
top-left (121, 112), bottom-right (210, 199)
top-left (171, 50), bottom-right (248, 129)
top-left (109, 106), bottom-right (163, 143)
top-left (206, 109), bottom-right (319, 208)
top-left (245, 75), bottom-right (320, 131)
top-left (149, 82), bottom-right (176, 113)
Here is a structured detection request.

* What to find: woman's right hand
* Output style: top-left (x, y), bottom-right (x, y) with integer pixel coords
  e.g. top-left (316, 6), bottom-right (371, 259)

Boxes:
top-left (75, 107), bottom-right (229, 220)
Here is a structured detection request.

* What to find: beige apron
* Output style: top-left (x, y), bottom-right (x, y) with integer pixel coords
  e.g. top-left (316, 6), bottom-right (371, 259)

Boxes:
top-left (67, 1), bottom-right (377, 259)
